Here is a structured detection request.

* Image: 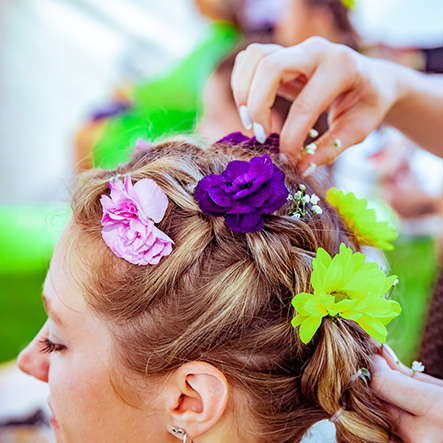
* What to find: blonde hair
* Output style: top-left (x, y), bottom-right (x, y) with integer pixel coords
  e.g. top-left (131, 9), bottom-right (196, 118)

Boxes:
top-left (69, 139), bottom-right (392, 442)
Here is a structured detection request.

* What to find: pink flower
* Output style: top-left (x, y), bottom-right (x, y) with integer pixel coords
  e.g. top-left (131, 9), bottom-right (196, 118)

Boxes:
top-left (100, 175), bottom-right (173, 265)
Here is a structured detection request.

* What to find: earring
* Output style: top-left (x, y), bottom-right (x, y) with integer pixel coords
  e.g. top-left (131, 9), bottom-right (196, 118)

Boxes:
top-left (171, 427), bottom-right (191, 443)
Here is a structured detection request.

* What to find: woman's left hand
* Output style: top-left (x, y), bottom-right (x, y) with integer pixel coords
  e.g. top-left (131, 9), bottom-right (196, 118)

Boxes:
top-left (371, 351), bottom-right (443, 443)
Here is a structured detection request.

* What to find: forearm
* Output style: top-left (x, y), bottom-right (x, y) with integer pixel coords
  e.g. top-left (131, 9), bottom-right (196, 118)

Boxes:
top-left (385, 64), bottom-right (443, 157)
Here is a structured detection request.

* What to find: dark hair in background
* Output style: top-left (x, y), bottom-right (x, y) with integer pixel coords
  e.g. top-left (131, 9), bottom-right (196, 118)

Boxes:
top-left (195, 0), bottom-right (358, 49)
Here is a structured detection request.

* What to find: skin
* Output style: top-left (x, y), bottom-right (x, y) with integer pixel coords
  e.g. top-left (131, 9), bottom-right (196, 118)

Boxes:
top-left (273, 0), bottom-right (344, 47)
top-left (373, 348), bottom-right (443, 443)
top-left (17, 227), bottom-right (234, 443)
top-left (231, 38), bottom-right (443, 172)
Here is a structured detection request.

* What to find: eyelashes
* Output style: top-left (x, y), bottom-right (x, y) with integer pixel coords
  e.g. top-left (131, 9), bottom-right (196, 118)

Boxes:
top-left (38, 337), bottom-right (66, 354)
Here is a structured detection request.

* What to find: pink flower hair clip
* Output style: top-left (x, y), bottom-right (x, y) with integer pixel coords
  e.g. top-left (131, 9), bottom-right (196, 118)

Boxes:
top-left (100, 174), bottom-right (173, 265)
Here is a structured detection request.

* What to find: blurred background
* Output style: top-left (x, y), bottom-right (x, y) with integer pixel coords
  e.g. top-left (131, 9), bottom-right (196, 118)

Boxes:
top-left (1, 0), bottom-right (443, 441)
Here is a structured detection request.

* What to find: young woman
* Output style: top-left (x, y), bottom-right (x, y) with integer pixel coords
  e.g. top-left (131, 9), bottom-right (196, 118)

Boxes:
top-left (17, 133), bottom-right (402, 442)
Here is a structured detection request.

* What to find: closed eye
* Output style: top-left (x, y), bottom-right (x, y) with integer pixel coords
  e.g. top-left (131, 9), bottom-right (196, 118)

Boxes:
top-left (38, 337), bottom-right (66, 354)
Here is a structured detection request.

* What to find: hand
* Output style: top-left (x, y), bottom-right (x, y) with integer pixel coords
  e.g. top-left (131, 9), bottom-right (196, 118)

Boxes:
top-left (371, 348), bottom-right (443, 443)
top-left (231, 38), bottom-right (402, 172)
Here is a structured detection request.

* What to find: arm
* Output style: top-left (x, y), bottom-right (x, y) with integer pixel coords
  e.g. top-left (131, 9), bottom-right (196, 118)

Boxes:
top-left (371, 352), bottom-right (443, 443)
top-left (231, 38), bottom-right (443, 172)
top-left (385, 67), bottom-right (443, 157)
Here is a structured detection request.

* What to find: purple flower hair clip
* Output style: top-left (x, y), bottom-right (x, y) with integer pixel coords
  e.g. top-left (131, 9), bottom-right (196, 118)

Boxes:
top-left (216, 131), bottom-right (280, 153)
top-left (100, 175), bottom-right (173, 265)
top-left (194, 153), bottom-right (289, 233)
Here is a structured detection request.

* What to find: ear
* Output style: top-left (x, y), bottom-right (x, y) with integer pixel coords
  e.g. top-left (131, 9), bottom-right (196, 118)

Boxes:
top-left (164, 362), bottom-right (229, 440)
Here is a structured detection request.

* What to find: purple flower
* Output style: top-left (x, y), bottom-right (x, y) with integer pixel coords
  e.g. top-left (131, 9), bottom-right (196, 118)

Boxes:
top-left (100, 175), bottom-right (173, 265)
top-left (216, 132), bottom-right (280, 152)
top-left (194, 154), bottom-right (288, 233)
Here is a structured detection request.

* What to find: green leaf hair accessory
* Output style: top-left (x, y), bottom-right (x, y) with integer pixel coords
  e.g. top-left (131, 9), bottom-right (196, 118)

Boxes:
top-left (291, 243), bottom-right (401, 344)
top-left (326, 187), bottom-right (398, 251)
top-left (341, 0), bottom-right (356, 8)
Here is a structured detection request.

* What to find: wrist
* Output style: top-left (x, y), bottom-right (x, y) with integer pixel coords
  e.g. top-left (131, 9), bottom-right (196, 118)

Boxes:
top-left (383, 62), bottom-right (426, 128)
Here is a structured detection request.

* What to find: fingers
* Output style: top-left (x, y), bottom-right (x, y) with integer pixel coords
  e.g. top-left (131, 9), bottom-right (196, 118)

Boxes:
top-left (231, 39), bottom-right (332, 141)
top-left (296, 109), bottom-right (375, 172)
top-left (385, 404), bottom-right (416, 443)
top-left (231, 43), bottom-right (283, 109)
top-left (279, 60), bottom-right (355, 159)
top-left (381, 344), bottom-right (443, 389)
top-left (245, 44), bottom-right (324, 143)
top-left (371, 355), bottom-right (443, 417)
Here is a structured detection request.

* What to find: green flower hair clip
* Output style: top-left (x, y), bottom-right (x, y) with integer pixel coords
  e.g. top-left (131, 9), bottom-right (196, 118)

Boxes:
top-left (291, 243), bottom-right (401, 344)
top-left (326, 188), bottom-right (398, 251)
top-left (341, 0), bottom-right (356, 8)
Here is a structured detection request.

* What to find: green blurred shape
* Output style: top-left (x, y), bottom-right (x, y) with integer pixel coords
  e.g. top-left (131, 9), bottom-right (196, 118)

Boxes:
top-left (0, 204), bottom-right (70, 274)
top-left (93, 22), bottom-right (241, 169)
top-left (386, 235), bottom-right (439, 365)
top-left (0, 204), bottom-right (70, 362)
top-left (0, 269), bottom-right (48, 362)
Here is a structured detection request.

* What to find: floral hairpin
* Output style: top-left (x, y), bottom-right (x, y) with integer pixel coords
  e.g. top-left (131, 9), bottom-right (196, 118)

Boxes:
top-left (326, 188), bottom-right (398, 250)
top-left (194, 153), bottom-right (289, 233)
top-left (216, 131), bottom-right (280, 152)
top-left (291, 243), bottom-right (401, 344)
top-left (287, 184), bottom-right (322, 219)
top-left (100, 174), bottom-right (173, 265)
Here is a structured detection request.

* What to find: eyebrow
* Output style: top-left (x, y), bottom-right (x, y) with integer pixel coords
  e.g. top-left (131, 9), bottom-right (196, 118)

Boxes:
top-left (42, 294), bottom-right (66, 328)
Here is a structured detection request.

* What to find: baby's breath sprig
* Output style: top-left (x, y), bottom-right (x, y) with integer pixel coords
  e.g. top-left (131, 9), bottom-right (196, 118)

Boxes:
top-left (303, 142), bottom-right (317, 155)
top-left (287, 184), bottom-right (322, 219)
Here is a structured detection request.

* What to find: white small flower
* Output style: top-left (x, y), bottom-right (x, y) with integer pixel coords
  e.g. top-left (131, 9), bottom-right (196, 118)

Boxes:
top-left (294, 191), bottom-right (302, 199)
top-left (392, 278), bottom-right (399, 286)
top-left (301, 195), bottom-right (310, 204)
top-left (287, 194), bottom-right (294, 202)
top-left (309, 128), bottom-right (319, 138)
top-left (312, 205), bottom-right (322, 215)
top-left (299, 184), bottom-right (306, 192)
top-left (292, 212), bottom-right (301, 219)
top-left (310, 194), bottom-right (320, 205)
top-left (411, 361), bottom-right (425, 374)
top-left (305, 143), bottom-right (317, 155)
top-left (334, 138), bottom-right (342, 148)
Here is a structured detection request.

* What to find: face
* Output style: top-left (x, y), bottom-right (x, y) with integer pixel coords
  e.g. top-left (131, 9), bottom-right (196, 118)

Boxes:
top-left (17, 229), bottom-right (166, 442)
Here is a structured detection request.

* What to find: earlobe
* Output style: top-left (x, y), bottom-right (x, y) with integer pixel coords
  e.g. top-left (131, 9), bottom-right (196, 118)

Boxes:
top-left (167, 362), bottom-right (229, 440)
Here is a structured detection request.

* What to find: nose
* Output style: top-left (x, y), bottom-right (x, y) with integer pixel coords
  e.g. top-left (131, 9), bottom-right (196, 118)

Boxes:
top-left (17, 322), bottom-right (50, 383)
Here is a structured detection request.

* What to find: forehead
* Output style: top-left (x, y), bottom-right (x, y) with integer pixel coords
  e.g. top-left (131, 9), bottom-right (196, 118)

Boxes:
top-left (43, 224), bottom-right (87, 317)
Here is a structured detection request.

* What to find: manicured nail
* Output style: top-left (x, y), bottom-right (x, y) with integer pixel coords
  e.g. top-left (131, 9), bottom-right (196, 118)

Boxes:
top-left (382, 344), bottom-right (400, 365)
top-left (239, 105), bottom-right (252, 130)
top-left (253, 122), bottom-right (267, 144)
top-left (302, 162), bottom-right (317, 178)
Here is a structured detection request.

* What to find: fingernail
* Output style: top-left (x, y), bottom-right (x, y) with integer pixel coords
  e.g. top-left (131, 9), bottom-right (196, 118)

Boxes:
top-left (253, 122), bottom-right (267, 144)
top-left (239, 105), bottom-right (252, 130)
top-left (382, 344), bottom-right (400, 365)
top-left (302, 162), bottom-right (317, 178)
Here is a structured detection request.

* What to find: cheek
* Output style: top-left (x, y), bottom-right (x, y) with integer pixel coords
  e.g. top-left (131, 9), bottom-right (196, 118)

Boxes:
top-left (49, 357), bottom-right (113, 437)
